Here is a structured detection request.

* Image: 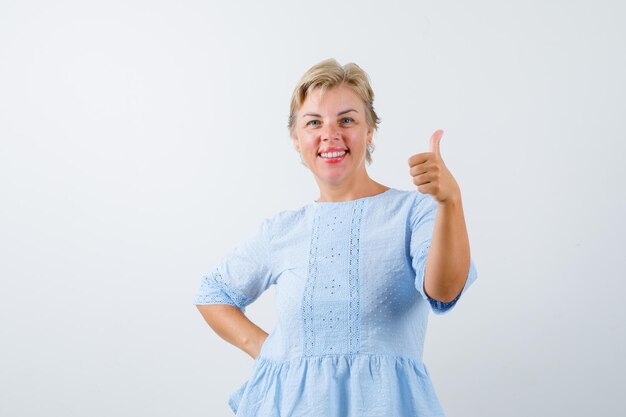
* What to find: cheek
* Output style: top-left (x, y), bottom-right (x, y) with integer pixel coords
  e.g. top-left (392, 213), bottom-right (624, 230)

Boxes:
top-left (301, 137), bottom-right (319, 151)
top-left (346, 135), bottom-right (363, 149)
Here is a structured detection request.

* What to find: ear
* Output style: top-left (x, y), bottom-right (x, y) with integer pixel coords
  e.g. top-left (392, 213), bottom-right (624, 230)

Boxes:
top-left (366, 126), bottom-right (374, 145)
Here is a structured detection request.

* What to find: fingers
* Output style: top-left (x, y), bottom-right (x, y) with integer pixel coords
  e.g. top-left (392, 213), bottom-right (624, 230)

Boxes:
top-left (409, 160), bottom-right (438, 177)
top-left (407, 152), bottom-right (431, 167)
top-left (411, 171), bottom-right (435, 187)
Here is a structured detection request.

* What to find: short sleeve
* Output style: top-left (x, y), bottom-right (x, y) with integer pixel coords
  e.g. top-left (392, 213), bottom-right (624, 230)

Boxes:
top-left (194, 218), bottom-right (275, 312)
top-left (409, 192), bottom-right (478, 315)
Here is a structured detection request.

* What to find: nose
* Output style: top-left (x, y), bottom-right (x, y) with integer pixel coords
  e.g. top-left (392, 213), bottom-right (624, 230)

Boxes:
top-left (321, 123), bottom-right (341, 141)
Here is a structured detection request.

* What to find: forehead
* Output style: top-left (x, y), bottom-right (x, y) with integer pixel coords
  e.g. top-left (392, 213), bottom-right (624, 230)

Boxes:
top-left (300, 85), bottom-right (363, 112)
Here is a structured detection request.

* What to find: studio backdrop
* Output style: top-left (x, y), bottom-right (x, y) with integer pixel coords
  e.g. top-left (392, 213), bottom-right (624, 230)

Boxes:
top-left (0, 1), bottom-right (624, 416)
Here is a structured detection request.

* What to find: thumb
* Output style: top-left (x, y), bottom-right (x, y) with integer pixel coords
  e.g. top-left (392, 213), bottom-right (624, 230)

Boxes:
top-left (428, 129), bottom-right (444, 159)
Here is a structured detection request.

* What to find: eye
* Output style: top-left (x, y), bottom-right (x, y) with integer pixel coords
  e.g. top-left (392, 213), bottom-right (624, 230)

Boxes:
top-left (306, 120), bottom-right (320, 126)
top-left (341, 117), bottom-right (354, 124)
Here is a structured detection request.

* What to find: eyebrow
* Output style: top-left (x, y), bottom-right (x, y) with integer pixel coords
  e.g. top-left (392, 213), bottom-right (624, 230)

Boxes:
top-left (302, 109), bottom-right (358, 118)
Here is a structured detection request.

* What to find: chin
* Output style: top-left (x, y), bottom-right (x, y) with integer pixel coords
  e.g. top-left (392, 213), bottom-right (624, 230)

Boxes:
top-left (316, 172), bottom-right (349, 185)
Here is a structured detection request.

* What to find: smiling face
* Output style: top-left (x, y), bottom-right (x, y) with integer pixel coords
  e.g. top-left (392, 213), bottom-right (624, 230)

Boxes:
top-left (291, 84), bottom-right (373, 188)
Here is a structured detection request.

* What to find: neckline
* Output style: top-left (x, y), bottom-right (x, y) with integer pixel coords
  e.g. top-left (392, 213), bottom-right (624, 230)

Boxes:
top-left (312, 187), bottom-right (396, 205)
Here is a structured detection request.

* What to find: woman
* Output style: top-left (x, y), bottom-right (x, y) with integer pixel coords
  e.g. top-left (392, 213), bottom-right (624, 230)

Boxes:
top-left (195, 58), bottom-right (478, 416)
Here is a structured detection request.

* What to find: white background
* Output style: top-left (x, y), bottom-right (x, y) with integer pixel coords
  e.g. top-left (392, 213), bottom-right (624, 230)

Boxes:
top-left (1, 1), bottom-right (624, 416)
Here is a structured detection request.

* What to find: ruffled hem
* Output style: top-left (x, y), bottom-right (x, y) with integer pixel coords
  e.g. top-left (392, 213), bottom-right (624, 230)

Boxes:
top-left (227, 380), bottom-right (249, 414)
top-left (228, 354), bottom-right (446, 416)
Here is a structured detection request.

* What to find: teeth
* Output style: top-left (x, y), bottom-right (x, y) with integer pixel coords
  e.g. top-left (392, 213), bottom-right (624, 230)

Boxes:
top-left (320, 150), bottom-right (346, 158)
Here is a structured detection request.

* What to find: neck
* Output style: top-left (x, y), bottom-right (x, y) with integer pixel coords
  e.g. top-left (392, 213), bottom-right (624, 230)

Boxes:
top-left (315, 175), bottom-right (388, 203)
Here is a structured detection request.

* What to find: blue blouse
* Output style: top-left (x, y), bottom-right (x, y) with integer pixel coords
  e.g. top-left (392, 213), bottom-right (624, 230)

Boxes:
top-left (195, 187), bottom-right (478, 416)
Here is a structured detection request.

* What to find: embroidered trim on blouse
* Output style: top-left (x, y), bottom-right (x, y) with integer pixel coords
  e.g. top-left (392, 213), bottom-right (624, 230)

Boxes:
top-left (348, 200), bottom-right (364, 354)
top-left (302, 210), bottom-right (321, 355)
top-left (194, 269), bottom-right (252, 311)
top-left (302, 201), bottom-right (365, 356)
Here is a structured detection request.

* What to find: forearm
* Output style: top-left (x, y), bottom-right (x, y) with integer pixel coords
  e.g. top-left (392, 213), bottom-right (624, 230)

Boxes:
top-left (196, 304), bottom-right (268, 359)
top-left (424, 196), bottom-right (471, 302)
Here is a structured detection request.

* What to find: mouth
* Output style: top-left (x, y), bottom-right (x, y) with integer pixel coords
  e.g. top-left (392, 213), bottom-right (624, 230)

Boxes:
top-left (318, 149), bottom-right (349, 163)
top-left (317, 149), bottom-right (350, 164)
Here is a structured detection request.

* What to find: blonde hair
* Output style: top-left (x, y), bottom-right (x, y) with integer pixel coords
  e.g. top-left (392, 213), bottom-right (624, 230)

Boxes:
top-left (288, 58), bottom-right (381, 165)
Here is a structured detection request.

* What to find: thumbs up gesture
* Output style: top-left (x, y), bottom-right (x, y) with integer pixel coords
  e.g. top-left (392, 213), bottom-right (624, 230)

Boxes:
top-left (408, 130), bottom-right (461, 205)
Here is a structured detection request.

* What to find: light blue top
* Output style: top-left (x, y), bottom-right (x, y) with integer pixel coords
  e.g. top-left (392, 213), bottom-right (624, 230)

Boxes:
top-left (194, 187), bottom-right (478, 416)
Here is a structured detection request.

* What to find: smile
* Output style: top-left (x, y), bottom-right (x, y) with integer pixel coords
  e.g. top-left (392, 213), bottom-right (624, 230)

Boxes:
top-left (320, 150), bottom-right (346, 158)
top-left (318, 150), bottom-right (348, 163)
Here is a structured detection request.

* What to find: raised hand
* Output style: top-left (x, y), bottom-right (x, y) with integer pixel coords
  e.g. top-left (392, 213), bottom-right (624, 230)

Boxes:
top-left (407, 129), bottom-right (461, 205)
